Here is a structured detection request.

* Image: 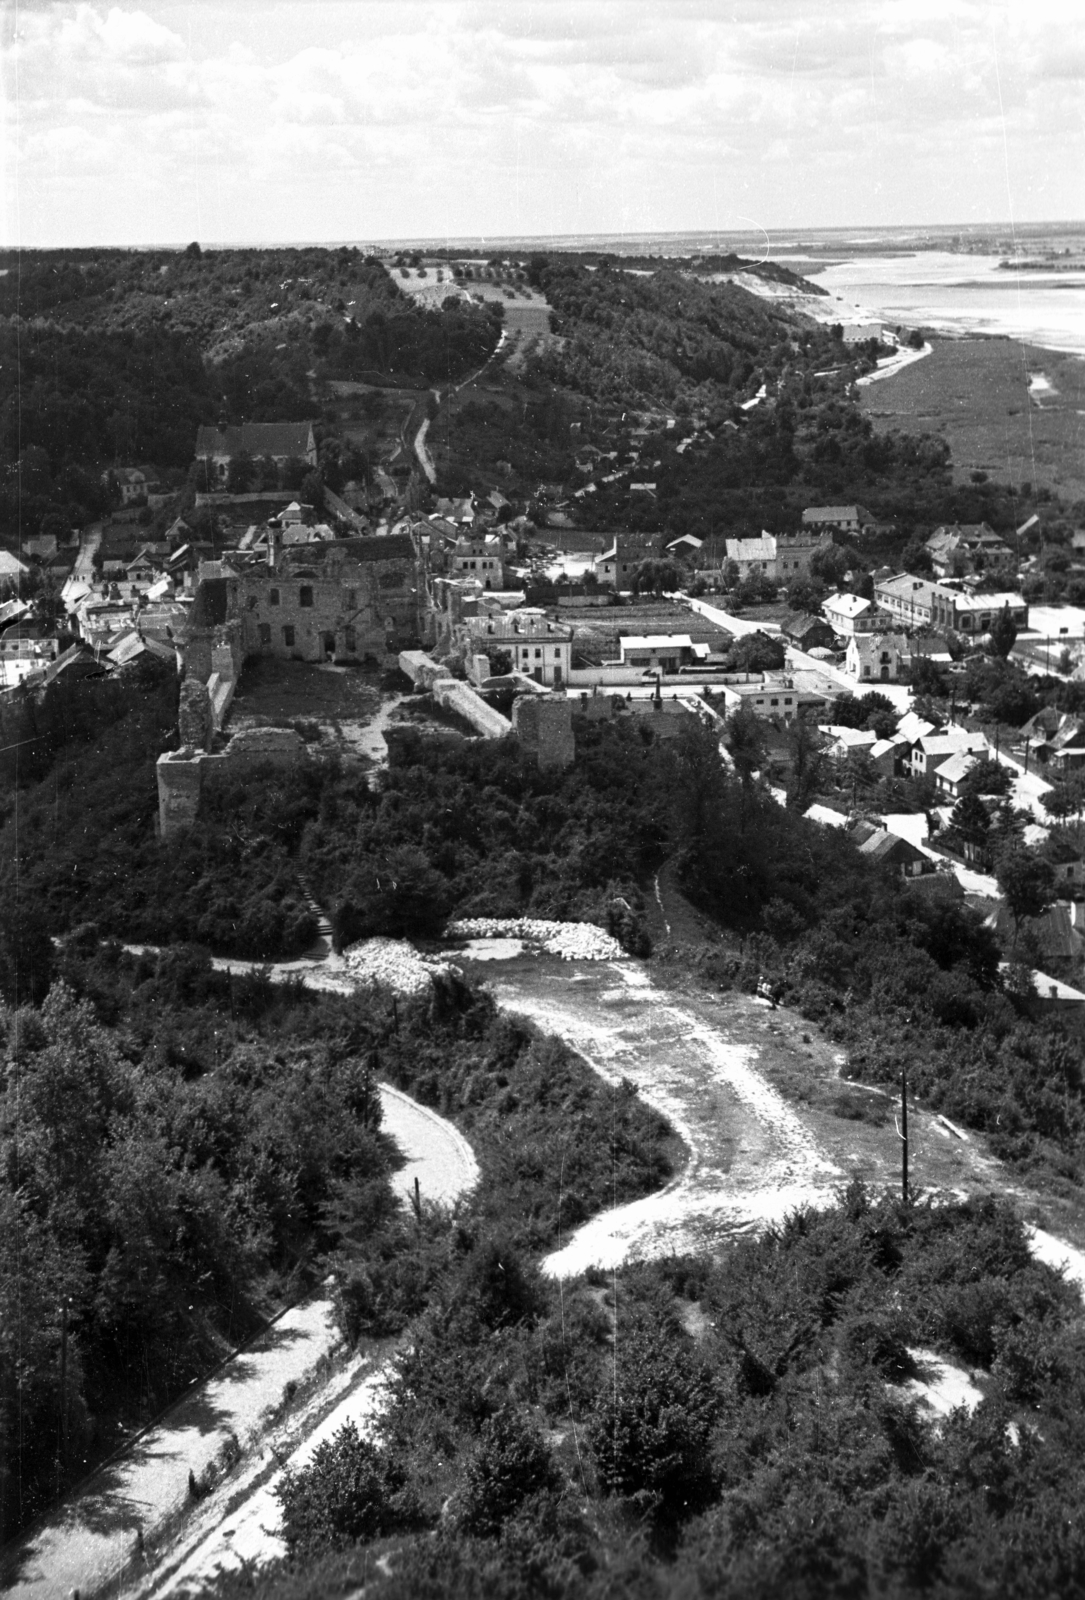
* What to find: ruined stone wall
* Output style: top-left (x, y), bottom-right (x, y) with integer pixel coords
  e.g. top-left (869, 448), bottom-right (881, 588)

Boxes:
top-left (512, 695), bottom-right (575, 769)
top-left (178, 678), bottom-right (214, 751)
top-left (433, 680), bottom-right (511, 739)
top-left (156, 728), bottom-right (307, 838)
top-left (156, 754), bottom-right (204, 836)
top-left (399, 650), bottom-right (450, 690)
top-left (184, 618), bottom-right (243, 685)
top-left (238, 547), bottom-right (419, 665)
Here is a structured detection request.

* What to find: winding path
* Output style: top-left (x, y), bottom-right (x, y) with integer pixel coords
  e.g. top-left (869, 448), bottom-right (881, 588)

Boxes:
top-left (1, 1089), bottom-right (477, 1600)
top-left (484, 963), bottom-right (841, 1278)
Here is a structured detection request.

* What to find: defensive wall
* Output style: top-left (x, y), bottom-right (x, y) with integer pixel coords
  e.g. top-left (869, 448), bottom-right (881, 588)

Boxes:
top-left (399, 648), bottom-right (574, 762)
top-left (157, 727), bottom-right (307, 838)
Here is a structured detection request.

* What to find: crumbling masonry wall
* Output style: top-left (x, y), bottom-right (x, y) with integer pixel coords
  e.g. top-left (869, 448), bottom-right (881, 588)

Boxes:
top-left (157, 728), bottom-right (307, 838)
top-left (511, 695), bottom-right (575, 769)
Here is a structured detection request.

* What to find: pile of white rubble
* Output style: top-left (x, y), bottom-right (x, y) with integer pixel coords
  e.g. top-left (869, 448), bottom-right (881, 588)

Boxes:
top-left (446, 917), bottom-right (623, 961)
top-left (339, 937), bottom-right (452, 996)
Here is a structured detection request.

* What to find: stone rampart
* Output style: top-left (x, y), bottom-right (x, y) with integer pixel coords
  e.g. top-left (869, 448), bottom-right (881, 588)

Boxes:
top-left (399, 650), bottom-right (450, 689)
top-left (433, 679), bottom-right (511, 739)
top-left (511, 695), bottom-right (575, 769)
top-left (157, 728), bottom-right (307, 837)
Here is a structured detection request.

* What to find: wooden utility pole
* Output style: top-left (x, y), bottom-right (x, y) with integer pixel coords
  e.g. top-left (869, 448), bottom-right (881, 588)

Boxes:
top-left (900, 1065), bottom-right (909, 1205)
top-left (58, 1299), bottom-right (69, 1493)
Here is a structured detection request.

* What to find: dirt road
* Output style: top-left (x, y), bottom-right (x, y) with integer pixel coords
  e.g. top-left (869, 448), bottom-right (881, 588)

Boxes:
top-left (1, 1088), bottom-right (477, 1600)
top-left (476, 955), bottom-right (1022, 1277)
top-left (485, 961), bottom-right (841, 1274)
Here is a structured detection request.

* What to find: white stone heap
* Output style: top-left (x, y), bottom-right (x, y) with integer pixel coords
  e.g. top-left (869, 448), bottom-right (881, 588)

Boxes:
top-left (446, 917), bottom-right (623, 960)
top-left (339, 938), bottom-right (453, 996)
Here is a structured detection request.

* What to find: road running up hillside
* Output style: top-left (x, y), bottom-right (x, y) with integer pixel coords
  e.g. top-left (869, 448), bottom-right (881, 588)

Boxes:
top-left (475, 955), bottom-right (1045, 1279)
top-left (483, 961), bottom-right (844, 1274)
top-left (2, 1088), bottom-right (477, 1600)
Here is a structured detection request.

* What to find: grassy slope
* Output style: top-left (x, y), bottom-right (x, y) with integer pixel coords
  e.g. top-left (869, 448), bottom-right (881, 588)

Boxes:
top-left (860, 338), bottom-right (1085, 505)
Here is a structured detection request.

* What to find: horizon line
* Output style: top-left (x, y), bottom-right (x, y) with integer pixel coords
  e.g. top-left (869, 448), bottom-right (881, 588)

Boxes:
top-left (4, 220), bottom-right (1085, 254)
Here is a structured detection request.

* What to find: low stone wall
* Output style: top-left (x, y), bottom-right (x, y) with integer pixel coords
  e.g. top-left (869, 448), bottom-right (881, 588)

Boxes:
top-left (399, 649), bottom-right (449, 689)
top-left (157, 727), bottom-right (306, 837)
top-left (434, 679), bottom-right (511, 739)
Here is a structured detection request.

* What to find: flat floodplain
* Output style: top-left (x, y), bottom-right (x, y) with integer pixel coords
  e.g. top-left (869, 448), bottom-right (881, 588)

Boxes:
top-left (860, 336), bottom-right (1085, 503)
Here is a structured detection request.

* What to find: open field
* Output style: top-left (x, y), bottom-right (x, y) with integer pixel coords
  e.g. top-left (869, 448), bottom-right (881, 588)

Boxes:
top-left (860, 336), bottom-right (1085, 505)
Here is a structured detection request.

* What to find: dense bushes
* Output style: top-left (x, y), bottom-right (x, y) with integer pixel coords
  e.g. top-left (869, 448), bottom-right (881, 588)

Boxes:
top-left (0, 960), bottom-right (397, 1535)
top-left (1, 703), bottom-right (662, 963)
top-left (309, 721), bottom-right (667, 948)
top-left (277, 1422), bottom-right (416, 1554)
top-left (205, 1188), bottom-right (1085, 1599)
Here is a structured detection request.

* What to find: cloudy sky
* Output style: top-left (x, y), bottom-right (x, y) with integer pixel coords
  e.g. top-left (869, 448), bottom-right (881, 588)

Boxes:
top-left (3, 0), bottom-right (1083, 247)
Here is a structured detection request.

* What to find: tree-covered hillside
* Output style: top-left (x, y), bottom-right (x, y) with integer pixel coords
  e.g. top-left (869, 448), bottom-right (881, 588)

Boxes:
top-left (536, 260), bottom-right (820, 405)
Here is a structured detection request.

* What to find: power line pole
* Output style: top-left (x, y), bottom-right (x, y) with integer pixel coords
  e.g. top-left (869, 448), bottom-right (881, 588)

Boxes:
top-left (57, 1298), bottom-right (69, 1494)
top-left (900, 1064), bottom-right (909, 1205)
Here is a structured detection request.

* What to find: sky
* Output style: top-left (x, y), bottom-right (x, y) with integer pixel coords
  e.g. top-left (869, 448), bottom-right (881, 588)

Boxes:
top-left (2, 0), bottom-right (1084, 248)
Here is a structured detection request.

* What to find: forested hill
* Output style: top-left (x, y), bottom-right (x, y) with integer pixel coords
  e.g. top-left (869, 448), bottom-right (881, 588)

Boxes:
top-left (0, 246), bottom-right (503, 534)
top-left (534, 259), bottom-right (828, 406)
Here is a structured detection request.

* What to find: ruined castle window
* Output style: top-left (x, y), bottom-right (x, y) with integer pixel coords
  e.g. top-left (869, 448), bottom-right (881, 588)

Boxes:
top-left (247, 595), bottom-right (258, 610)
top-left (258, 623), bottom-right (271, 645)
top-left (270, 588), bottom-right (280, 606)
top-left (283, 625), bottom-right (296, 647)
top-left (299, 586), bottom-right (313, 607)
top-left (346, 589), bottom-right (356, 608)
top-left (345, 627), bottom-right (357, 652)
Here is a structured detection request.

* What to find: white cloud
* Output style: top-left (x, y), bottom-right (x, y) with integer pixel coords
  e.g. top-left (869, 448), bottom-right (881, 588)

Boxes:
top-left (2, 0), bottom-right (1083, 244)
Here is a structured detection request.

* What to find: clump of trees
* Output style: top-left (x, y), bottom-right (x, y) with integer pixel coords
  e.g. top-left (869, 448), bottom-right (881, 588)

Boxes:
top-left (220, 1185), bottom-right (1085, 1599)
top-left (0, 930), bottom-right (675, 1543)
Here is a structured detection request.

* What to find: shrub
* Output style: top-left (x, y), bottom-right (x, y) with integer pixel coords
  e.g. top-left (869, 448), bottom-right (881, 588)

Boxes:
top-left (588, 1321), bottom-right (720, 1519)
top-left (452, 1407), bottom-right (560, 1538)
top-left (276, 1421), bottom-right (414, 1552)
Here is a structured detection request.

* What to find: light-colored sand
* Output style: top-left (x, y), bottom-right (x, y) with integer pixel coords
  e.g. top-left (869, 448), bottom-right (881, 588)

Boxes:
top-left (149, 1362), bottom-right (395, 1595)
top-left (380, 1082), bottom-right (480, 1209)
top-left (902, 1348), bottom-right (984, 1419)
top-left (487, 964), bottom-right (841, 1278)
top-left (1027, 1225), bottom-right (1085, 1295)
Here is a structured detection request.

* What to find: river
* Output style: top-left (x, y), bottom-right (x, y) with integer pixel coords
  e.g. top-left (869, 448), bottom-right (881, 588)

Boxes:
top-left (808, 250), bottom-right (1085, 358)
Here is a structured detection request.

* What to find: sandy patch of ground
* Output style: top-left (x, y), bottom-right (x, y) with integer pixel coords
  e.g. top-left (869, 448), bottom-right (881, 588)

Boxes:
top-left (455, 937), bottom-right (526, 960)
top-left (380, 1083), bottom-right (480, 1209)
top-left (475, 962), bottom-right (841, 1276)
top-left (1026, 1225), bottom-right (1085, 1295)
top-left (467, 952), bottom-right (1085, 1282)
top-left (448, 918), bottom-right (623, 960)
top-left (901, 1349), bottom-right (984, 1419)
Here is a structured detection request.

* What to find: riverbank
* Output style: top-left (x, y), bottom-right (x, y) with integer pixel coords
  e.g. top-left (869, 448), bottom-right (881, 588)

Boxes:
top-left (860, 335), bottom-right (1085, 503)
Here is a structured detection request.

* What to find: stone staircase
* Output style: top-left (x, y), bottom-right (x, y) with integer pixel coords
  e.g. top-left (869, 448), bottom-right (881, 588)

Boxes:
top-left (296, 872), bottom-right (333, 958)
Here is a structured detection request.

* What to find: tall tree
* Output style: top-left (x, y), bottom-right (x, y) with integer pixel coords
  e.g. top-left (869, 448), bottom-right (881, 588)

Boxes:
top-left (989, 603), bottom-right (1019, 660)
top-left (995, 847), bottom-right (1057, 951)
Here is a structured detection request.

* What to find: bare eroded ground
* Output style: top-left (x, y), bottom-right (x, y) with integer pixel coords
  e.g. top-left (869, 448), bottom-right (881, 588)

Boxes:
top-left (470, 953), bottom-right (1081, 1275)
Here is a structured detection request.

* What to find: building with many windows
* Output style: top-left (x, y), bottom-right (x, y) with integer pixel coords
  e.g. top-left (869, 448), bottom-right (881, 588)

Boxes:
top-left (463, 609), bottom-right (573, 686)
